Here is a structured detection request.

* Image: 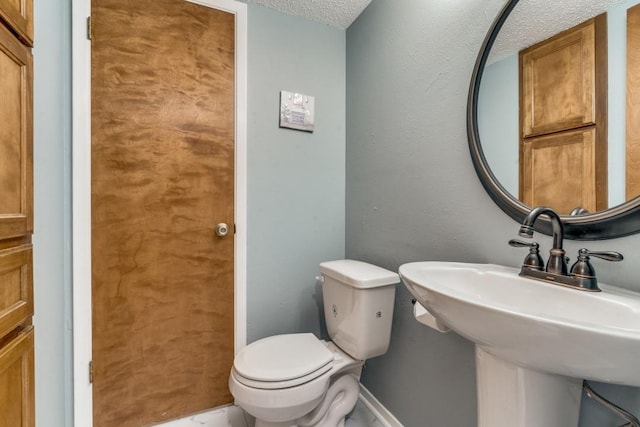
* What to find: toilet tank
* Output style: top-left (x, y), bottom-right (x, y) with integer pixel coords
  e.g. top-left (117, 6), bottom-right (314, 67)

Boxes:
top-left (320, 260), bottom-right (399, 361)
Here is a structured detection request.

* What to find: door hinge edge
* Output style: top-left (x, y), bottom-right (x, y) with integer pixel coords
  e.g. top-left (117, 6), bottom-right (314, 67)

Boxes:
top-left (87, 16), bottom-right (92, 40)
top-left (89, 360), bottom-right (94, 383)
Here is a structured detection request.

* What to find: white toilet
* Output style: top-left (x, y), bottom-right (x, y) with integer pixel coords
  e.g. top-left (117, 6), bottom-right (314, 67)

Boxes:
top-left (229, 259), bottom-right (399, 427)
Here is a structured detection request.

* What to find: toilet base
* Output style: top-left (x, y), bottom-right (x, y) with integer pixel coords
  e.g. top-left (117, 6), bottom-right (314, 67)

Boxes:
top-left (254, 374), bottom-right (360, 427)
top-left (255, 421), bottom-right (297, 427)
top-left (254, 420), bottom-right (345, 427)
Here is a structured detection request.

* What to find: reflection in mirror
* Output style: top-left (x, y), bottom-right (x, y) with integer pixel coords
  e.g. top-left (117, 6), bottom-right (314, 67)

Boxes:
top-left (477, 0), bottom-right (639, 215)
top-left (467, 0), bottom-right (640, 239)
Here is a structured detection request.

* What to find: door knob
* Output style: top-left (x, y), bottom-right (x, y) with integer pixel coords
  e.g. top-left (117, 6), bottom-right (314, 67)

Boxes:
top-left (215, 223), bottom-right (229, 237)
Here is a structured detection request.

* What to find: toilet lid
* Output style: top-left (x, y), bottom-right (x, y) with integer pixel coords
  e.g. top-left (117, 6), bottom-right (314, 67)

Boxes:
top-left (234, 333), bottom-right (334, 382)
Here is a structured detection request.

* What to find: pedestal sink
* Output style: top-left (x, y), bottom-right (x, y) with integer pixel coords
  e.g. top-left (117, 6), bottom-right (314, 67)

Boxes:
top-left (399, 261), bottom-right (640, 427)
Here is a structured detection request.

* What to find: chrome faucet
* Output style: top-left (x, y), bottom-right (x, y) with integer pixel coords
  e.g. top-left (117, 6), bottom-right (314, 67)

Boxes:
top-left (509, 206), bottom-right (623, 291)
top-left (518, 206), bottom-right (567, 275)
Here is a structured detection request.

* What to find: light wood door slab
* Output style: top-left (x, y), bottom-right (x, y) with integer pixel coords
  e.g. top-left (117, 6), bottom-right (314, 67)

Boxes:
top-left (91, 1), bottom-right (235, 425)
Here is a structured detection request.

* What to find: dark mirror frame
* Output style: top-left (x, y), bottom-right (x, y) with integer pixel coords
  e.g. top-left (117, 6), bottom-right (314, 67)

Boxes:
top-left (467, 0), bottom-right (640, 240)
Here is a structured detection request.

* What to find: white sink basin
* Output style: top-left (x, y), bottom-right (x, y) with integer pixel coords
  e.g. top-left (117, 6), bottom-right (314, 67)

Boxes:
top-left (400, 261), bottom-right (640, 426)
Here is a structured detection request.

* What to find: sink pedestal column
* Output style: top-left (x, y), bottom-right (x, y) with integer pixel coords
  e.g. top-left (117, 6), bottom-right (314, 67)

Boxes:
top-left (475, 347), bottom-right (582, 427)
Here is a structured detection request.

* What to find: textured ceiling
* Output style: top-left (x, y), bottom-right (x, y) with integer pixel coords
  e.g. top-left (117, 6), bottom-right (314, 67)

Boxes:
top-left (255, 0), bottom-right (372, 29)
top-left (488, 0), bottom-right (629, 64)
top-left (255, 0), bottom-right (634, 55)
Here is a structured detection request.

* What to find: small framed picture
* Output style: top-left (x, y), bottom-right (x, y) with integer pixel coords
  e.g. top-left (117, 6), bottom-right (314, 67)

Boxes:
top-left (279, 90), bottom-right (315, 132)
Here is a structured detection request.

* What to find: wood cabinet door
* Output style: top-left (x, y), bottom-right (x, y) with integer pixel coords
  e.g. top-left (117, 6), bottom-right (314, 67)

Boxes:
top-left (0, 326), bottom-right (34, 427)
top-left (0, 0), bottom-right (33, 46)
top-left (519, 14), bottom-right (607, 213)
top-left (0, 22), bottom-right (32, 240)
top-left (520, 18), bottom-right (601, 137)
top-left (0, 245), bottom-right (32, 339)
top-left (521, 128), bottom-right (604, 214)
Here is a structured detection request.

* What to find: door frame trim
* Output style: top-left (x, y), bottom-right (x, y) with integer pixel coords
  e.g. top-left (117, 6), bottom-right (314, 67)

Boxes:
top-left (71, 1), bottom-right (248, 425)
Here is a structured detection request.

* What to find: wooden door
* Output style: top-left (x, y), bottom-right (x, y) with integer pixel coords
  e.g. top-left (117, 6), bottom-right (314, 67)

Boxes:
top-left (519, 15), bottom-right (607, 214)
top-left (626, 4), bottom-right (640, 200)
top-left (91, 1), bottom-right (235, 425)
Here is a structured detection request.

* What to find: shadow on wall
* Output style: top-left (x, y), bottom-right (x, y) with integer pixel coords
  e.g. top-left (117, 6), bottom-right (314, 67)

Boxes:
top-left (313, 279), bottom-right (330, 341)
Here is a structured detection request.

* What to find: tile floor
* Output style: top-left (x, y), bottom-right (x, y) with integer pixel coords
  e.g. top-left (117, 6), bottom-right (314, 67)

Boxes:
top-left (153, 398), bottom-right (387, 427)
top-left (153, 405), bottom-right (249, 427)
top-left (345, 399), bottom-right (387, 427)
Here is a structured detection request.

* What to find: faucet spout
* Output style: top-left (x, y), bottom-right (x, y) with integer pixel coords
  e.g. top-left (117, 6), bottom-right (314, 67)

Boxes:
top-left (519, 206), bottom-right (567, 275)
top-left (520, 206), bottom-right (564, 250)
top-left (510, 206), bottom-right (621, 291)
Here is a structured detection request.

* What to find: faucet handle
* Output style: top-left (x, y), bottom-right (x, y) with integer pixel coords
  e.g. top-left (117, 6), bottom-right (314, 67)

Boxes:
top-left (581, 249), bottom-right (623, 262)
top-left (570, 248), bottom-right (623, 278)
top-left (509, 239), bottom-right (544, 270)
top-left (509, 239), bottom-right (537, 248)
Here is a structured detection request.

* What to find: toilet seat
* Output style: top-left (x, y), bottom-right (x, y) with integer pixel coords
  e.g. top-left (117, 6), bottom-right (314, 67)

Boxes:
top-left (233, 333), bottom-right (335, 390)
top-left (232, 363), bottom-right (333, 390)
top-left (229, 334), bottom-right (363, 424)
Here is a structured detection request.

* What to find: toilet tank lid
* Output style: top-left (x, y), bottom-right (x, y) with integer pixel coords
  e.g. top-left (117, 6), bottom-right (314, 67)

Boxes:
top-left (320, 260), bottom-right (399, 289)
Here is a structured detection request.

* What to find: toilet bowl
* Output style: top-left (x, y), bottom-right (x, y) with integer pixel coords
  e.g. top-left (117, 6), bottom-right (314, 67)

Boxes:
top-left (228, 260), bottom-right (399, 427)
top-left (229, 335), bottom-right (362, 426)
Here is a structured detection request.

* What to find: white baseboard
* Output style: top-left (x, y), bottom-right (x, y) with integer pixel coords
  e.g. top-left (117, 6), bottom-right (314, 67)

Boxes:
top-left (358, 384), bottom-right (404, 427)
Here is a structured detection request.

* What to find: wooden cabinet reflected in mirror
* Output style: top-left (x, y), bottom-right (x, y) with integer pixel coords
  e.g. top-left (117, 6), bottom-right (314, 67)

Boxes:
top-left (468, 0), bottom-right (640, 239)
top-left (627, 4), bottom-right (640, 200)
top-left (519, 14), bottom-right (607, 214)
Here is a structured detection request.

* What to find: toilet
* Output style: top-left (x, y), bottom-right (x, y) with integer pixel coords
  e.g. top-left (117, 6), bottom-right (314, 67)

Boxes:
top-left (229, 259), bottom-right (399, 427)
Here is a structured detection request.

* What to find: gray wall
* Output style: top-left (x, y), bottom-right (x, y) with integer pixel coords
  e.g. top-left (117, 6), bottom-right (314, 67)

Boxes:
top-left (33, 0), bottom-right (73, 425)
top-left (245, 4), bottom-right (348, 343)
top-left (346, 0), bottom-right (640, 426)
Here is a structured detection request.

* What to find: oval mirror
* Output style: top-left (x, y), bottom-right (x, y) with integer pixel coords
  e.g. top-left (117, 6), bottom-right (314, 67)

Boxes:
top-left (468, 0), bottom-right (640, 239)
